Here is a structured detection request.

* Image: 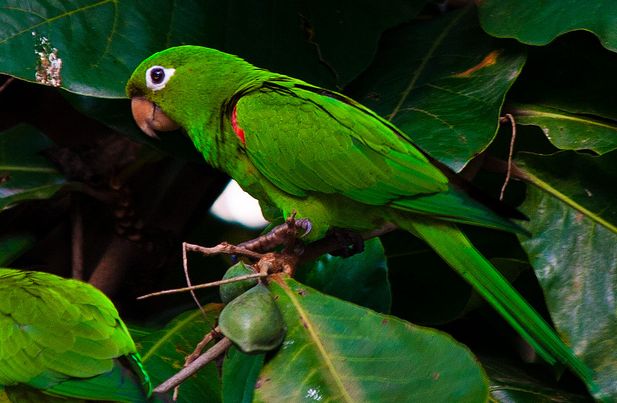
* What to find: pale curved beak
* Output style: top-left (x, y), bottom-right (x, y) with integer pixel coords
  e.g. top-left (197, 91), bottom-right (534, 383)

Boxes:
top-left (130, 97), bottom-right (180, 138)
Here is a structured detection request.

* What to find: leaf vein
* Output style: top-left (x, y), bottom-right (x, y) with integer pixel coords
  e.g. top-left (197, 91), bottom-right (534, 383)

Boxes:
top-left (388, 7), bottom-right (469, 120)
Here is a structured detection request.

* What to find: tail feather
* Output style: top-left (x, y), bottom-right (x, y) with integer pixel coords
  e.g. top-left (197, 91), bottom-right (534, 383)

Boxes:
top-left (45, 358), bottom-right (150, 402)
top-left (404, 218), bottom-right (598, 395)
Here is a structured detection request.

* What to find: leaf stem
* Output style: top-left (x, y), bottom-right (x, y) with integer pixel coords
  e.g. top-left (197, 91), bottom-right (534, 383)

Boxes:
top-left (153, 337), bottom-right (233, 393)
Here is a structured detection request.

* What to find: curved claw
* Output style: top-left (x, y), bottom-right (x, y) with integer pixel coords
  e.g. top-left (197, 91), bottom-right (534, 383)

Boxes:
top-left (295, 218), bottom-right (312, 238)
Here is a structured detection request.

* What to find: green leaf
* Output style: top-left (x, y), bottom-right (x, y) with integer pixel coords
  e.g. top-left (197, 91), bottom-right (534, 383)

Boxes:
top-left (255, 276), bottom-right (489, 402)
top-left (0, 1), bottom-right (211, 97)
top-left (483, 358), bottom-right (593, 403)
top-left (507, 34), bottom-right (617, 121)
top-left (295, 238), bottom-right (391, 313)
top-left (349, 6), bottom-right (526, 171)
top-left (508, 104), bottom-right (617, 155)
top-left (222, 347), bottom-right (264, 403)
top-left (516, 151), bottom-right (617, 400)
top-left (505, 33), bottom-right (617, 156)
top-left (478, 0), bottom-right (617, 53)
top-left (0, 124), bottom-right (65, 210)
top-left (0, 0), bottom-right (424, 97)
top-left (259, 0), bottom-right (428, 87)
top-left (0, 233), bottom-right (36, 266)
top-left (133, 306), bottom-right (223, 403)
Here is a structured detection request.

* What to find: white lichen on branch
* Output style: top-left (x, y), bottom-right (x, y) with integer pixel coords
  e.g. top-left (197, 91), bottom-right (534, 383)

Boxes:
top-left (33, 32), bottom-right (63, 87)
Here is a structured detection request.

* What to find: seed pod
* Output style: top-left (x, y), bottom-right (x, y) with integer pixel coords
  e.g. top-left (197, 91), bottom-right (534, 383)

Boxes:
top-left (219, 284), bottom-right (286, 353)
top-left (219, 261), bottom-right (258, 303)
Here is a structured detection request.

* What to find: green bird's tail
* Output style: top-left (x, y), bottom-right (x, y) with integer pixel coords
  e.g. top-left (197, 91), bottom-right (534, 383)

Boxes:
top-left (403, 218), bottom-right (599, 396)
top-left (40, 357), bottom-right (151, 403)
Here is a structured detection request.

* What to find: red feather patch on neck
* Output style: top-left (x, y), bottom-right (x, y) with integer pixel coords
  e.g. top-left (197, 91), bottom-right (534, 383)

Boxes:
top-left (231, 106), bottom-right (246, 144)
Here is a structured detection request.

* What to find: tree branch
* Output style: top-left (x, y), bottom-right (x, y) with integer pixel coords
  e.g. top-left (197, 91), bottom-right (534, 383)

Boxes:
top-left (137, 272), bottom-right (268, 300)
top-left (153, 337), bottom-right (233, 394)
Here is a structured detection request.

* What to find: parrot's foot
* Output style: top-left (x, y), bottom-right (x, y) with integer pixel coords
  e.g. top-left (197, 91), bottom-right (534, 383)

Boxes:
top-left (237, 216), bottom-right (312, 254)
top-left (327, 228), bottom-right (365, 257)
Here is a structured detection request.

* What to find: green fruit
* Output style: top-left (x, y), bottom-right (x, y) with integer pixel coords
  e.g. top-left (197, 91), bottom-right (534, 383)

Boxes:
top-left (219, 284), bottom-right (286, 353)
top-left (219, 261), bottom-right (258, 303)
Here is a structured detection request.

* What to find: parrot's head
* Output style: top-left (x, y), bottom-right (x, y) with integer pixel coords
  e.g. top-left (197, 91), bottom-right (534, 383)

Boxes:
top-left (127, 45), bottom-right (240, 138)
top-left (126, 47), bottom-right (193, 138)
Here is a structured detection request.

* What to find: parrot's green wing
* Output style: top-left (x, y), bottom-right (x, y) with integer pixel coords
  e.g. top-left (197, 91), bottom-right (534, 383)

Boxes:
top-left (234, 80), bottom-right (523, 233)
top-left (0, 269), bottom-right (151, 402)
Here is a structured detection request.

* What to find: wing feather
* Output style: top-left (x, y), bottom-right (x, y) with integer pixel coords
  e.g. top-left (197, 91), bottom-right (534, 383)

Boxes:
top-left (233, 80), bottom-right (525, 233)
top-left (235, 82), bottom-right (449, 206)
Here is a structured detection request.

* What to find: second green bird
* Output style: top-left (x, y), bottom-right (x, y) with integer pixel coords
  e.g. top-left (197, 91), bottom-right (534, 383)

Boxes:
top-left (0, 268), bottom-right (151, 402)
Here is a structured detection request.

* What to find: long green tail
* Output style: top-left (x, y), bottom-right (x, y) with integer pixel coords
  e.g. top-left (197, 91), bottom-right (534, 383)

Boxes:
top-left (405, 218), bottom-right (598, 396)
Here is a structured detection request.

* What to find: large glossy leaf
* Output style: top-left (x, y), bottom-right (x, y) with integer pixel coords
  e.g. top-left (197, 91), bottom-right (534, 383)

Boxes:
top-left (0, 124), bottom-right (65, 210)
top-left (222, 347), bottom-right (264, 403)
top-left (507, 31), bottom-right (617, 121)
top-left (133, 306), bottom-right (223, 403)
top-left (483, 358), bottom-right (592, 403)
top-left (217, 0), bottom-right (427, 88)
top-left (478, 0), bottom-right (617, 53)
top-left (255, 276), bottom-right (488, 402)
top-left (295, 238), bottom-right (391, 313)
top-left (349, 6), bottom-right (526, 171)
top-left (516, 151), bottom-right (617, 400)
top-left (508, 104), bottom-right (617, 155)
top-left (0, 234), bottom-right (35, 266)
top-left (0, 0), bottom-right (424, 97)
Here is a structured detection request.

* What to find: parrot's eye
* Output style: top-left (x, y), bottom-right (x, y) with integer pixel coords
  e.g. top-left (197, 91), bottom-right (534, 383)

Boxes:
top-left (145, 66), bottom-right (175, 91)
top-left (150, 67), bottom-right (164, 83)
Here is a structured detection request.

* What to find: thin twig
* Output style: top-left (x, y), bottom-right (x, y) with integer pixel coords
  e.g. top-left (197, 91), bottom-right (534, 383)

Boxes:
top-left (183, 242), bottom-right (207, 319)
top-left (153, 223), bottom-right (399, 395)
top-left (185, 326), bottom-right (220, 365)
top-left (184, 242), bottom-right (265, 260)
top-left (499, 113), bottom-right (517, 200)
top-left (154, 337), bottom-right (233, 393)
top-left (173, 326), bottom-right (221, 400)
top-left (0, 77), bottom-right (15, 94)
top-left (137, 272), bottom-right (268, 300)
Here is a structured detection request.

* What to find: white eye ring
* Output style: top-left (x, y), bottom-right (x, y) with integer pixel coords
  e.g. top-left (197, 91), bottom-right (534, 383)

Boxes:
top-left (145, 66), bottom-right (175, 91)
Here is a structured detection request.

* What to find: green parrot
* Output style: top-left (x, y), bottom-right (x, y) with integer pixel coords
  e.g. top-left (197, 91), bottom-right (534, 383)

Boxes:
top-left (126, 46), bottom-right (597, 392)
top-left (0, 268), bottom-right (152, 402)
